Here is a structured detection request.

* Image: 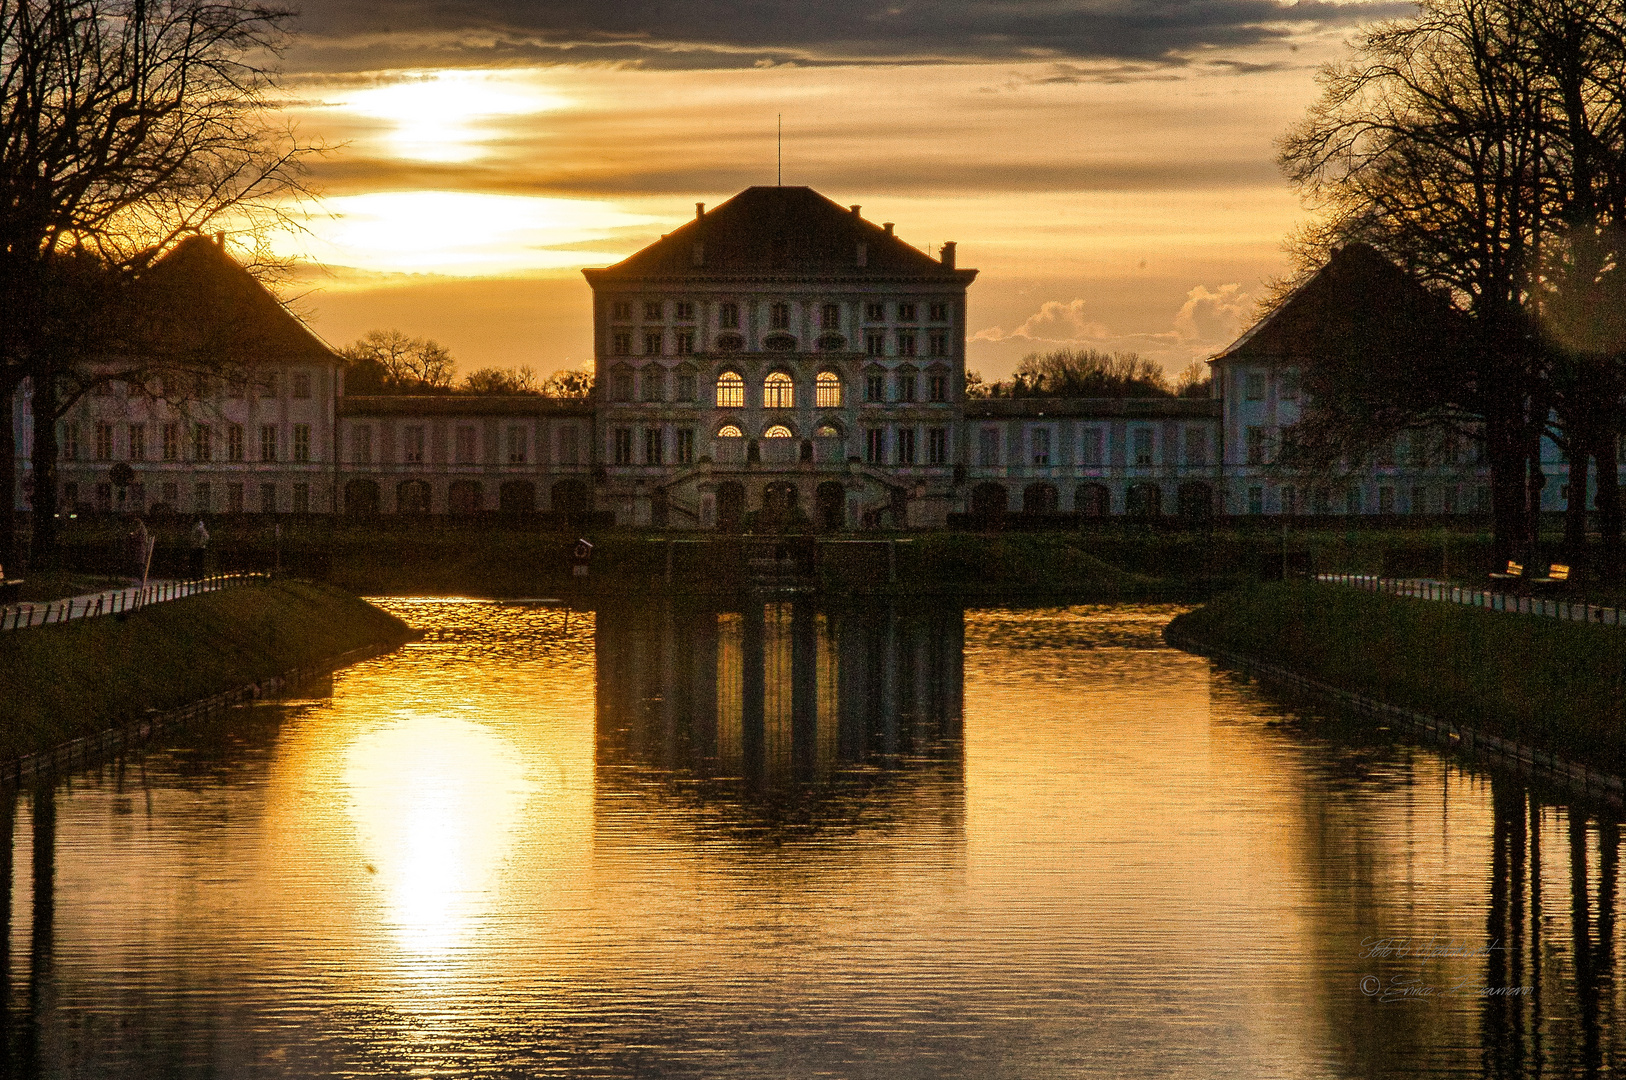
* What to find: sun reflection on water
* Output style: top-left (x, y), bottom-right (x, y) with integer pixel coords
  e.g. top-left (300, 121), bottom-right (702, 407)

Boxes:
top-left (342, 711), bottom-right (536, 960)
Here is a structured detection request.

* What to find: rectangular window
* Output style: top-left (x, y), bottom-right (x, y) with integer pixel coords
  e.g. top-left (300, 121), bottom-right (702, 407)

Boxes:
top-left (928, 426), bottom-right (947, 465)
top-left (258, 372), bottom-right (279, 400)
top-left (1248, 486), bottom-right (1264, 514)
top-left (865, 373), bottom-right (885, 403)
top-left (643, 300), bottom-right (663, 321)
top-left (643, 331), bottom-right (663, 356)
top-left (865, 331), bottom-right (886, 356)
top-left (1245, 426), bottom-right (1268, 466)
top-left (293, 424), bottom-right (310, 463)
top-left (676, 372), bottom-right (697, 402)
top-left (896, 331), bottom-right (917, 357)
top-left (1133, 428), bottom-right (1153, 467)
top-left (673, 331), bottom-right (695, 355)
top-left (928, 331), bottom-right (948, 358)
top-left (456, 425), bottom-right (477, 464)
top-left (1032, 428), bottom-right (1051, 467)
top-left (821, 303), bottom-right (841, 329)
top-left (162, 482), bottom-right (179, 507)
top-left (508, 426), bottom-right (527, 464)
top-left (1081, 428), bottom-right (1104, 467)
top-left (614, 427), bottom-right (634, 466)
top-left (193, 424), bottom-right (212, 462)
top-left (770, 302), bottom-right (791, 329)
top-left (612, 300), bottom-right (632, 321)
top-left (673, 301), bottom-right (695, 321)
top-left (864, 301), bottom-right (886, 322)
top-left (63, 423), bottom-right (80, 461)
top-left (1280, 369), bottom-right (1300, 402)
top-left (719, 302), bottom-right (739, 328)
top-left (677, 428), bottom-right (695, 465)
top-left (866, 428), bottom-right (886, 464)
top-left (163, 423), bottom-right (179, 461)
top-left (559, 426), bottom-right (580, 465)
top-left (612, 332), bottom-right (632, 356)
top-left (292, 483), bottom-right (310, 514)
top-left (1184, 426), bottom-right (1208, 467)
top-left (228, 374), bottom-right (247, 400)
top-left (195, 481), bottom-right (211, 514)
top-left (228, 482), bottom-right (245, 514)
top-left (228, 423), bottom-right (244, 462)
top-left (1282, 485), bottom-right (1298, 514)
top-left (644, 427), bottom-right (663, 465)
top-left (95, 422), bottom-right (114, 461)
top-left (1411, 485), bottom-right (1428, 514)
top-left (929, 373), bottom-right (948, 402)
top-left (260, 424), bottom-right (277, 463)
top-left (353, 425), bottom-right (373, 464)
top-left (292, 371), bottom-right (312, 398)
top-left (641, 367), bottom-right (665, 402)
top-left (978, 427), bottom-right (1000, 467)
top-left (62, 481), bottom-right (78, 509)
top-left (404, 426), bottom-right (425, 464)
top-left (1379, 486), bottom-right (1396, 514)
top-left (1244, 372), bottom-right (1266, 401)
top-left (259, 482), bottom-right (277, 514)
top-left (612, 369), bottom-right (634, 402)
top-left (128, 424), bottom-right (146, 461)
top-left (897, 373), bottom-right (917, 402)
top-left (897, 302), bottom-right (917, 322)
top-left (897, 427), bottom-right (917, 465)
top-left (929, 301), bottom-right (949, 322)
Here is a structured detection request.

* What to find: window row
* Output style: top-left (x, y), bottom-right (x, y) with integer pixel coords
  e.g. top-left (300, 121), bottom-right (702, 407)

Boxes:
top-left (607, 423), bottom-right (950, 466)
top-left (608, 368), bottom-right (951, 407)
top-left (60, 478), bottom-right (316, 515)
top-left (62, 422), bottom-right (312, 464)
top-left (1239, 369), bottom-right (1299, 404)
top-left (610, 327), bottom-right (951, 358)
top-left (609, 299), bottom-right (952, 327)
top-left (345, 424), bottom-right (584, 466)
top-left (972, 425), bottom-right (1213, 469)
top-left (88, 369), bottom-right (316, 402)
top-left (1244, 484), bottom-right (1493, 515)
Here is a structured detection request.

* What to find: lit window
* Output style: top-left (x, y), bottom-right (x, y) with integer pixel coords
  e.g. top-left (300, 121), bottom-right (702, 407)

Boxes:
top-left (764, 372), bottom-right (795, 409)
top-left (816, 371), bottom-right (843, 408)
top-left (717, 423), bottom-right (744, 438)
top-left (716, 371), bottom-right (745, 408)
top-left (815, 423), bottom-right (842, 437)
top-left (764, 425), bottom-right (794, 438)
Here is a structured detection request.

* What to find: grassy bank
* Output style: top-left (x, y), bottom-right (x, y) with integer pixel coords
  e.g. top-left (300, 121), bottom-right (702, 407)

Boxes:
top-left (0, 580), bottom-right (414, 762)
top-left (1168, 581), bottom-right (1626, 775)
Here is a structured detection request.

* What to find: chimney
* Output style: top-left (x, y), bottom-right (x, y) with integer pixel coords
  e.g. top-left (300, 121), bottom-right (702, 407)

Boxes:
top-left (214, 230), bottom-right (226, 248)
top-left (692, 243), bottom-right (704, 267)
top-left (940, 241), bottom-right (956, 270)
top-left (856, 242), bottom-right (867, 268)
top-left (696, 202), bottom-right (705, 220)
top-left (882, 223), bottom-right (894, 237)
top-left (850, 205), bottom-right (861, 216)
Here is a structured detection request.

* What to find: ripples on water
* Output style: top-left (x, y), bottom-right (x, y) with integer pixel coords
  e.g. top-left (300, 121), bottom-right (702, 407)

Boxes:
top-left (0, 599), bottom-right (1621, 1077)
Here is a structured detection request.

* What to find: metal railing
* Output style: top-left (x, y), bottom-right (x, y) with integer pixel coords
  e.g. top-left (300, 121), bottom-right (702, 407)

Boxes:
top-left (0, 573), bottom-right (269, 631)
top-left (1316, 572), bottom-right (1624, 627)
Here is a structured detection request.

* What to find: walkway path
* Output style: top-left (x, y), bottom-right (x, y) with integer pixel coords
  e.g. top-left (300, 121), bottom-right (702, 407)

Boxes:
top-left (1317, 573), bottom-right (1624, 628)
top-left (0, 574), bottom-right (266, 631)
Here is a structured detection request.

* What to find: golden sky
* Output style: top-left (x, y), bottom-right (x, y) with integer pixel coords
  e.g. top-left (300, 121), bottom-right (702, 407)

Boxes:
top-left (267, 3), bottom-right (1404, 381)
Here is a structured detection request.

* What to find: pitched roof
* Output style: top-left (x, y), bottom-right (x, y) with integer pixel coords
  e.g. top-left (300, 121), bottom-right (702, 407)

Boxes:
top-left (584, 186), bottom-right (972, 281)
top-left (1214, 243), bottom-right (1465, 365)
top-left (137, 235), bottom-right (337, 363)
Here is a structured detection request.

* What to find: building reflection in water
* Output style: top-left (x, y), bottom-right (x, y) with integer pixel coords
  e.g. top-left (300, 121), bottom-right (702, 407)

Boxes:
top-left (594, 598), bottom-right (964, 827)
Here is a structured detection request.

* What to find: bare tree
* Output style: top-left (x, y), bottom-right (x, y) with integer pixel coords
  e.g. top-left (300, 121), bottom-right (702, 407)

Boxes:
top-left (1, 0), bottom-right (314, 559)
top-left (539, 368), bottom-right (594, 400)
top-left (338, 330), bottom-right (456, 393)
top-left (1005, 348), bottom-right (1171, 398)
top-left (463, 366), bottom-right (540, 395)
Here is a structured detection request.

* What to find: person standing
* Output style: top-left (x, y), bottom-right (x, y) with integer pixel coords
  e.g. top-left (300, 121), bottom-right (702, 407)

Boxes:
top-left (189, 518), bottom-right (209, 578)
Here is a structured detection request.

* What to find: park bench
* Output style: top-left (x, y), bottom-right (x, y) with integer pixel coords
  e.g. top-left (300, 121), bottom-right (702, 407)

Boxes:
top-left (1489, 560), bottom-right (1524, 581)
top-left (1531, 563), bottom-right (1571, 586)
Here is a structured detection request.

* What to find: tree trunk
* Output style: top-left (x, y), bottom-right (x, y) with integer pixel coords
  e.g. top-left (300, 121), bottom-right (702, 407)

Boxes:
top-left (1598, 437), bottom-right (1622, 583)
top-left (1487, 412), bottom-right (1528, 567)
top-left (0, 380), bottom-right (14, 574)
top-left (29, 376), bottom-right (59, 562)
top-left (1564, 433), bottom-right (1591, 559)
top-left (1525, 430), bottom-right (1547, 564)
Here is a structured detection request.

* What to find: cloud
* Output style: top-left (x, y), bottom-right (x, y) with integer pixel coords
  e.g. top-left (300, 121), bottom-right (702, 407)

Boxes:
top-left (289, 0), bottom-right (1414, 72)
top-left (1174, 282), bottom-right (1252, 344)
top-left (974, 299), bottom-right (1110, 344)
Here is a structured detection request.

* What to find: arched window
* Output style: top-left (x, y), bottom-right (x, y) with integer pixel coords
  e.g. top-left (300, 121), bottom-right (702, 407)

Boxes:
top-left (764, 371), bottom-right (795, 409)
top-left (763, 425), bottom-right (794, 438)
top-left (815, 422), bottom-right (843, 438)
top-left (716, 371), bottom-right (745, 408)
top-left (816, 371), bottom-right (843, 408)
top-left (716, 423), bottom-right (744, 438)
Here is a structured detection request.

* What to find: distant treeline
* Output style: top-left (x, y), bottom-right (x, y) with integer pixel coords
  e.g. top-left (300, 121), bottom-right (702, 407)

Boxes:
top-left (967, 349), bottom-right (1211, 400)
top-left (339, 329), bottom-right (594, 398)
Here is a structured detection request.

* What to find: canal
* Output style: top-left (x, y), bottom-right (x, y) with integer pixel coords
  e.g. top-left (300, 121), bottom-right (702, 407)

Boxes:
top-left (0, 599), bottom-right (1619, 1076)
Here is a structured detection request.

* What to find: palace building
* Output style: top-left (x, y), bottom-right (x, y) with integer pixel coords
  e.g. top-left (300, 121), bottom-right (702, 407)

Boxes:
top-left (20, 186), bottom-right (1569, 529)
